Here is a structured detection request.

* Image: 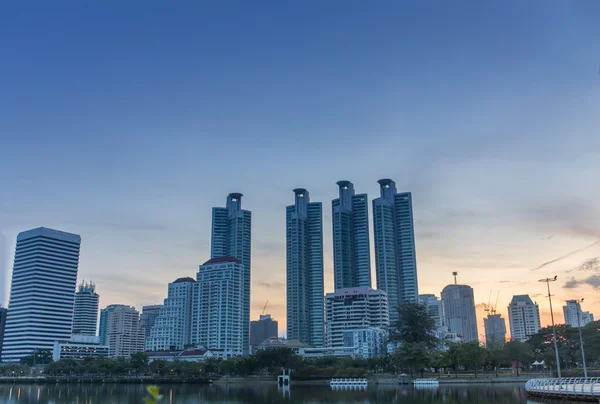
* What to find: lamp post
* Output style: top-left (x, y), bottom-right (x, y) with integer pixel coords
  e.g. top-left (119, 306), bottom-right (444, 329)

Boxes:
top-left (574, 298), bottom-right (588, 378)
top-left (539, 276), bottom-right (561, 379)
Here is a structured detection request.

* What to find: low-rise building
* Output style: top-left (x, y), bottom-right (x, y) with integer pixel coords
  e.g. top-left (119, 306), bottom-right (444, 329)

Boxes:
top-left (342, 327), bottom-right (386, 358)
top-left (146, 348), bottom-right (214, 363)
top-left (52, 335), bottom-right (109, 361)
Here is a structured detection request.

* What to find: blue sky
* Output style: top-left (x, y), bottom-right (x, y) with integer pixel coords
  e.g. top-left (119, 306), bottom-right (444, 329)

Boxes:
top-left (1, 1), bottom-right (600, 336)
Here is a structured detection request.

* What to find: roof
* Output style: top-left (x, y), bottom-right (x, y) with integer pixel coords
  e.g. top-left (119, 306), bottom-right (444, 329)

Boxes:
top-left (173, 277), bottom-right (196, 283)
top-left (202, 256), bottom-right (241, 265)
top-left (179, 349), bottom-right (209, 356)
top-left (17, 227), bottom-right (81, 243)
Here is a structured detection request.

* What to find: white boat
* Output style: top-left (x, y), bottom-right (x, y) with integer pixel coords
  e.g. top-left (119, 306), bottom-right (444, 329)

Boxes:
top-left (413, 378), bottom-right (439, 386)
top-left (330, 378), bottom-right (369, 387)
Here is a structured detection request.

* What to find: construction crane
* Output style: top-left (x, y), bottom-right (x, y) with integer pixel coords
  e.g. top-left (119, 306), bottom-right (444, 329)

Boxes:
top-left (261, 300), bottom-right (269, 315)
top-left (483, 289), bottom-right (492, 315)
top-left (492, 291), bottom-right (500, 315)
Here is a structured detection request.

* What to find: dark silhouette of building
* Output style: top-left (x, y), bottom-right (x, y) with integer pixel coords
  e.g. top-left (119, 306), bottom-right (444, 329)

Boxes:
top-left (250, 314), bottom-right (278, 353)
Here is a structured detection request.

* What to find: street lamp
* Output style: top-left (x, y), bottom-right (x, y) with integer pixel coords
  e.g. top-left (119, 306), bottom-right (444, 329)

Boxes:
top-left (539, 276), bottom-right (561, 379)
top-left (574, 298), bottom-right (588, 378)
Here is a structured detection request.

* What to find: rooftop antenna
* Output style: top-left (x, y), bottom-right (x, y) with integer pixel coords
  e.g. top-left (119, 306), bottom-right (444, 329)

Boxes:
top-left (452, 271), bottom-right (458, 285)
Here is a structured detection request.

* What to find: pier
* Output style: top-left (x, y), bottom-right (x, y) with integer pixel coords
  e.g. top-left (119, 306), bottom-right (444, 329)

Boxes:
top-left (525, 378), bottom-right (600, 401)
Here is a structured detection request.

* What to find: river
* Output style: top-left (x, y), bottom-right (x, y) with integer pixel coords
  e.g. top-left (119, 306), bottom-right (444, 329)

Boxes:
top-left (0, 383), bottom-right (543, 403)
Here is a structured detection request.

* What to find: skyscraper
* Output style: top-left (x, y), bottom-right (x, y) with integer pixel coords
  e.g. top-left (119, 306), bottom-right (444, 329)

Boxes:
top-left (2, 227), bottom-right (81, 362)
top-left (72, 281), bottom-right (99, 336)
top-left (325, 287), bottom-right (389, 348)
top-left (484, 314), bottom-right (507, 347)
top-left (250, 314), bottom-right (278, 353)
top-left (441, 284), bottom-right (478, 342)
top-left (419, 294), bottom-right (444, 330)
top-left (372, 179), bottom-right (418, 322)
top-left (563, 300), bottom-right (594, 328)
top-left (508, 295), bottom-right (541, 342)
top-left (332, 181), bottom-right (371, 289)
top-left (286, 188), bottom-right (324, 347)
top-left (211, 193), bottom-right (251, 355)
top-left (0, 307), bottom-right (7, 362)
top-left (99, 304), bottom-right (145, 358)
top-left (192, 257), bottom-right (244, 358)
top-left (146, 277), bottom-right (195, 351)
top-left (140, 305), bottom-right (163, 340)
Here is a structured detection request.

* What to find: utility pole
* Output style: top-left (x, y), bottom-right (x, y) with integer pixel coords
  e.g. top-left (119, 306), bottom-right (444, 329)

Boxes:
top-left (539, 276), bottom-right (561, 378)
top-left (575, 298), bottom-right (588, 378)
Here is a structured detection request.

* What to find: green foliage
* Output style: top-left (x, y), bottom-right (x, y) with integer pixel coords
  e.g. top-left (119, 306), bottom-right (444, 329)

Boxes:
top-left (0, 363), bottom-right (29, 376)
top-left (392, 342), bottom-right (430, 377)
top-left (459, 342), bottom-right (486, 376)
top-left (20, 349), bottom-right (53, 365)
top-left (390, 302), bottom-right (438, 348)
top-left (143, 385), bottom-right (163, 404)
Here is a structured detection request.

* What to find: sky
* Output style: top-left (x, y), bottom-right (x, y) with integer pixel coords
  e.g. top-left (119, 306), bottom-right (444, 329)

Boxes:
top-left (1, 1), bottom-right (600, 340)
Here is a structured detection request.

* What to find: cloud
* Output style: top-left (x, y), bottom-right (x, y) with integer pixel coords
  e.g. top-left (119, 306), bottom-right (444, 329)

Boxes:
top-left (563, 275), bottom-right (600, 290)
top-left (566, 257), bottom-right (600, 273)
top-left (257, 281), bottom-right (284, 289)
top-left (530, 240), bottom-right (600, 271)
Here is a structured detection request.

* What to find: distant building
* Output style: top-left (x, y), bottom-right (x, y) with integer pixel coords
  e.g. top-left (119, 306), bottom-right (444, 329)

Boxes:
top-left (192, 257), bottom-right (244, 359)
top-left (256, 337), bottom-right (311, 355)
top-left (140, 305), bottom-right (163, 340)
top-left (145, 277), bottom-right (195, 351)
top-left (211, 193), bottom-right (252, 355)
top-left (419, 294), bottom-right (444, 330)
top-left (52, 335), bottom-right (109, 361)
top-left (2, 227), bottom-right (81, 362)
top-left (484, 314), bottom-right (507, 347)
top-left (332, 181), bottom-right (371, 289)
top-left (72, 281), bottom-right (99, 336)
top-left (508, 295), bottom-right (541, 342)
top-left (286, 188), bottom-right (324, 347)
top-left (100, 304), bottom-right (145, 358)
top-left (146, 348), bottom-right (215, 363)
top-left (372, 179), bottom-right (419, 323)
top-left (325, 287), bottom-right (389, 348)
top-left (250, 314), bottom-right (278, 353)
top-left (441, 284), bottom-right (478, 342)
top-left (342, 327), bottom-right (387, 358)
top-left (0, 307), bottom-right (7, 361)
top-left (563, 300), bottom-right (594, 328)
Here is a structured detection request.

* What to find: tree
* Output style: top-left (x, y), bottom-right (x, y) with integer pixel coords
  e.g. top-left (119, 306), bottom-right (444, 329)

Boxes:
top-left (392, 342), bottom-right (431, 377)
top-left (503, 341), bottom-right (533, 376)
top-left (390, 302), bottom-right (438, 348)
top-left (130, 352), bottom-right (149, 373)
top-left (459, 342), bottom-right (486, 377)
top-left (20, 349), bottom-right (53, 366)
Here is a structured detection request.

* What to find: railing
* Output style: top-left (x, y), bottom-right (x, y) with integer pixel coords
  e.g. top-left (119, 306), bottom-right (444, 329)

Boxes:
top-left (525, 378), bottom-right (600, 399)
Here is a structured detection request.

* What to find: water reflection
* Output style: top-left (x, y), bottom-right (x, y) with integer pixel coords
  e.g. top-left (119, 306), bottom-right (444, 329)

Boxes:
top-left (0, 383), bottom-right (543, 403)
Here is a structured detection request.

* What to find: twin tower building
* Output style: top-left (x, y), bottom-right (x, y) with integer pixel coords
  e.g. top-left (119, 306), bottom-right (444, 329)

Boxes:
top-left (287, 179), bottom-right (418, 348)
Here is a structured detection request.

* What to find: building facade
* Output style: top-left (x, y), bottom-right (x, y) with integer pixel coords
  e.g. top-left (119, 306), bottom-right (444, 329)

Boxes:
top-left (372, 179), bottom-right (419, 322)
top-left (192, 257), bottom-right (244, 358)
top-left (441, 284), bottom-right (478, 342)
top-left (508, 295), bottom-right (541, 342)
top-left (484, 314), bottom-right (507, 347)
top-left (332, 181), bottom-right (371, 289)
top-left (140, 305), bottom-right (163, 340)
top-left (99, 304), bottom-right (145, 358)
top-left (0, 307), bottom-right (7, 361)
top-left (72, 281), bottom-right (99, 336)
top-left (250, 314), bottom-right (278, 353)
top-left (146, 277), bottom-right (195, 351)
top-left (325, 287), bottom-right (389, 348)
top-left (419, 294), bottom-right (444, 330)
top-left (52, 335), bottom-right (109, 361)
top-left (286, 188), bottom-right (324, 347)
top-left (211, 193), bottom-right (251, 355)
top-left (563, 300), bottom-right (594, 328)
top-left (2, 227), bottom-right (81, 362)
top-left (342, 327), bottom-right (387, 358)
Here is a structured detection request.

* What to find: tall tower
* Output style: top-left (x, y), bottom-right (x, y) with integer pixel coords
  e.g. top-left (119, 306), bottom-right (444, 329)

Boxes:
top-left (372, 179), bottom-right (419, 322)
top-left (286, 188), bottom-right (324, 347)
top-left (72, 281), bottom-right (99, 336)
top-left (2, 227), bottom-right (81, 362)
top-left (332, 181), bottom-right (371, 289)
top-left (441, 283), bottom-right (479, 342)
top-left (508, 295), bottom-right (541, 341)
top-left (99, 304), bottom-right (145, 358)
top-left (211, 193), bottom-right (251, 355)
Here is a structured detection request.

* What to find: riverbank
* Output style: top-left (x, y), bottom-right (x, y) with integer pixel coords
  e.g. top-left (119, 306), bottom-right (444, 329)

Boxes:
top-left (0, 376), bottom-right (213, 384)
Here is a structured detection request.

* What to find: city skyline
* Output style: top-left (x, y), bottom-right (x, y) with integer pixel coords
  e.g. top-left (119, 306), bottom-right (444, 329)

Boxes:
top-left (2, 1), bottom-right (600, 339)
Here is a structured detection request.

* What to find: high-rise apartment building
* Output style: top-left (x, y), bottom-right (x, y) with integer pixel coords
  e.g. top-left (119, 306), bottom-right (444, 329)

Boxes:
top-left (2, 228), bottom-right (80, 362)
top-left (484, 314), bottom-right (507, 347)
top-left (441, 284), bottom-right (478, 342)
top-left (563, 300), bottom-right (594, 328)
top-left (325, 287), bottom-right (389, 348)
top-left (99, 304), bottom-right (145, 358)
top-left (419, 294), bottom-right (444, 330)
top-left (286, 188), bottom-right (324, 347)
top-left (372, 179), bottom-right (418, 322)
top-left (508, 295), bottom-right (541, 342)
top-left (211, 193), bottom-right (251, 355)
top-left (72, 281), bottom-right (99, 336)
top-left (0, 307), bottom-right (7, 361)
top-left (140, 305), bottom-right (163, 341)
top-left (146, 277), bottom-right (195, 351)
top-left (192, 257), bottom-right (243, 358)
top-left (250, 314), bottom-right (278, 353)
top-left (332, 181), bottom-right (371, 289)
